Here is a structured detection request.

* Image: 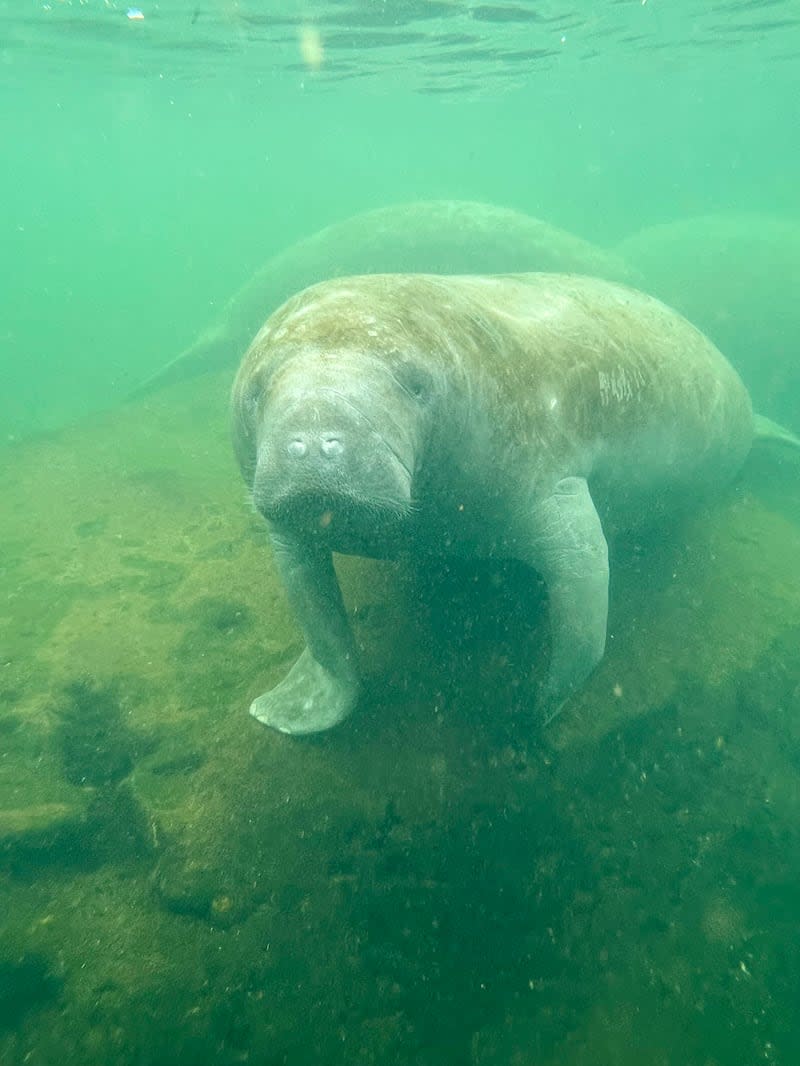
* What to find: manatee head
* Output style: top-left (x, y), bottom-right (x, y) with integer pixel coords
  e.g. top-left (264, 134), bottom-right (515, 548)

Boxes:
top-left (232, 286), bottom-right (446, 547)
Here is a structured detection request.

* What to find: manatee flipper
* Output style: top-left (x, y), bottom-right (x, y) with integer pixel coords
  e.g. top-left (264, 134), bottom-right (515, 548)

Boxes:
top-left (753, 414), bottom-right (800, 451)
top-left (250, 530), bottom-right (359, 735)
top-left (527, 476), bottom-right (610, 723)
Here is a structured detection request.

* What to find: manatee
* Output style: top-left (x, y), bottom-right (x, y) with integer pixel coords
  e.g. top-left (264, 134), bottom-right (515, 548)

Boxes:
top-left (616, 213), bottom-right (800, 429)
top-left (231, 271), bottom-right (795, 736)
top-left (134, 201), bottom-right (636, 395)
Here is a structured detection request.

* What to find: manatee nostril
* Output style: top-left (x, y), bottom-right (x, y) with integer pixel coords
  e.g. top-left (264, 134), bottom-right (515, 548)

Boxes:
top-left (287, 438), bottom-right (307, 458)
top-left (320, 437), bottom-right (344, 458)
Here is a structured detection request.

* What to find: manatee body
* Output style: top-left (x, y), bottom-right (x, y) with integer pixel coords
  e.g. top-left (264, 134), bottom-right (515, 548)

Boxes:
top-left (232, 272), bottom-right (753, 735)
top-left (136, 201), bottom-right (635, 396)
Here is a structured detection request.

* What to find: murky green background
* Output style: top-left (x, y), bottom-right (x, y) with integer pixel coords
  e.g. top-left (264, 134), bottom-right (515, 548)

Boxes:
top-left (4, 0), bottom-right (799, 438)
top-left (1, 3), bottom-right (800, 1064)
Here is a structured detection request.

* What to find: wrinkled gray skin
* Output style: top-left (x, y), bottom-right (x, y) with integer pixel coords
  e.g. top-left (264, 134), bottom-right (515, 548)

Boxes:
top-left (231, 272), bottom-right (754, 735)
top-left (134, 200), bottom-right (636, 396)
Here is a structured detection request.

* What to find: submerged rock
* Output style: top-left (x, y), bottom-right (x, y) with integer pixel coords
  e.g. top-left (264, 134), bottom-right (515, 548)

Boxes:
top-left (2, 370), bottom-right (800, 1065)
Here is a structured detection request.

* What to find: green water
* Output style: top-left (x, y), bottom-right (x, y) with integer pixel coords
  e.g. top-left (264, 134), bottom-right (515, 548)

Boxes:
top-left (2, 3), bottom-right (800, 1065)
top-left (4, 0), bottom-right (799, 437)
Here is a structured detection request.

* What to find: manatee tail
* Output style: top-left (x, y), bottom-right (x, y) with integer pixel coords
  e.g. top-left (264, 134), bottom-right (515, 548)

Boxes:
top-left (753, 414), bottom-right (800, 451)
top-left (127, 325), bottom-right (234, 401)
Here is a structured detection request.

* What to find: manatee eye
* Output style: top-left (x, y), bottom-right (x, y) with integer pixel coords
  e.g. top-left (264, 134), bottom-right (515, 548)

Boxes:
top-left (242, 363), bottom-right (277, 414)
top-left (393, 360), bottom-right (434, 403)
top-left (241, 380), bottom-right (261, 419)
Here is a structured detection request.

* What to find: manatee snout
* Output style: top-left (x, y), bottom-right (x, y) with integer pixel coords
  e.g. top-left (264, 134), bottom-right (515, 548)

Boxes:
top-left (252, 406), bottom-right (413, 533)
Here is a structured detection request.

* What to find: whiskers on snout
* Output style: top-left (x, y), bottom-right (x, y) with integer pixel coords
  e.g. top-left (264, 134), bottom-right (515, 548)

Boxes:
top-left (255, 488), bottom-right (416, 522)
top-left (247, 485), bottom-right (419, 538)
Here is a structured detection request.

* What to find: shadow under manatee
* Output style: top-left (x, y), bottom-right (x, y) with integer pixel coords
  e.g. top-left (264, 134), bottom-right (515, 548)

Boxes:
top-left (353, 554), bottom-right (551, 746)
